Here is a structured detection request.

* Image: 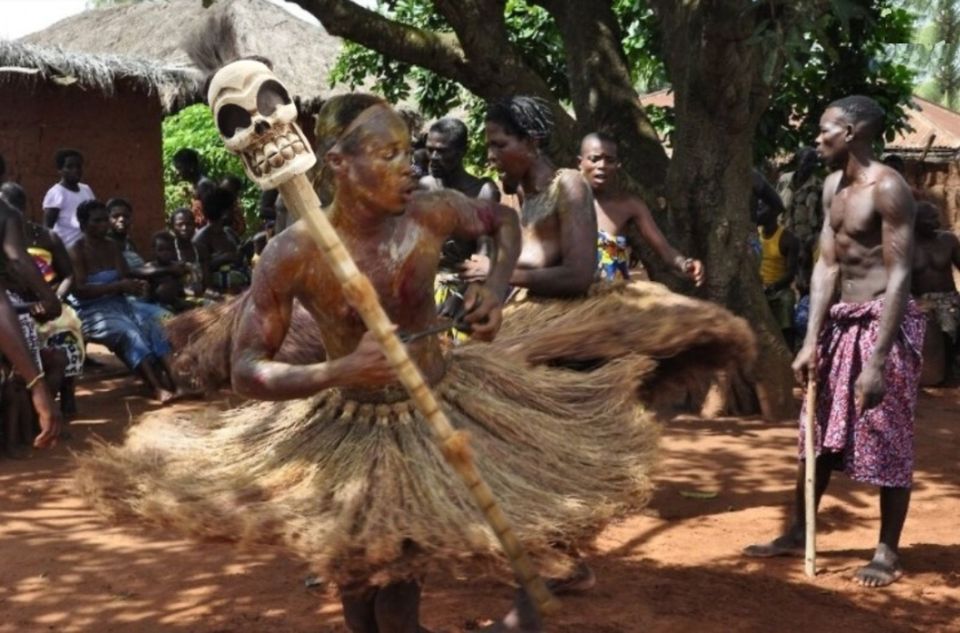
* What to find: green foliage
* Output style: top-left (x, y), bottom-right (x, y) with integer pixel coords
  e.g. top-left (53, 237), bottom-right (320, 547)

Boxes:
top-left (161, 104), bottom-right (258, 235)
top-left (753, 0), bottom-right (916, 162)
top-left (891, 0), bottom-right (960, 109)
top-left (330, 0), bottom-right (916, 167)
top-left (613, 0), bottom-right (668, 93)
top-left (643, 104), bottom-right (675, 145)
top-left (330, 0), bottom-right (665, 170)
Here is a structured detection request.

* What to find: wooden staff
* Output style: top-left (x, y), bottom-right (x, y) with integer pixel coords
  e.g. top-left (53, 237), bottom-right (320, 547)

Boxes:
top-left (804, 366), bottom-right (817, 578)
top-left (275, 175), bottom-right (559, 616)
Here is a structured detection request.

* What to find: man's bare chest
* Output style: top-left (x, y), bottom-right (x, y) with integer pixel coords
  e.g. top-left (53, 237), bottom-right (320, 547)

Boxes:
top-left (830, 186), bottom-right (880, 243)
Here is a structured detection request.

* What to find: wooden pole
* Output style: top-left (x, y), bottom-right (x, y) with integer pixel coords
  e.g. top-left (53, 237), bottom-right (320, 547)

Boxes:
top-left (804, 366), bottom-right (817, 578)
top-left (919, 132), bottom-right (937, 164)
top-left (276, 175), bottom-right (559, 616)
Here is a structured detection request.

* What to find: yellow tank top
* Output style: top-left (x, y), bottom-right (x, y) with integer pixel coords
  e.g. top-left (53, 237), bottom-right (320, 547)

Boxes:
top-left (758, 225), bottom-right (786, 286)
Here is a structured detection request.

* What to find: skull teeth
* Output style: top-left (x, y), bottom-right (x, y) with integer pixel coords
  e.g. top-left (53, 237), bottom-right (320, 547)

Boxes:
top-left (244, 130), bottom-right (307, 178)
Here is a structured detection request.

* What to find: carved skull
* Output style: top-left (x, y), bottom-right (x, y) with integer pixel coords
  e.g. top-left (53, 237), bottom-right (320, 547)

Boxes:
top-left (207, 60), bottom-right (315, 189)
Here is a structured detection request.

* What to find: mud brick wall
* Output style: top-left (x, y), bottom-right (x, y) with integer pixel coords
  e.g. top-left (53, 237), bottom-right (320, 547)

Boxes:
top-left (0, 75), bottom-right (166, 254)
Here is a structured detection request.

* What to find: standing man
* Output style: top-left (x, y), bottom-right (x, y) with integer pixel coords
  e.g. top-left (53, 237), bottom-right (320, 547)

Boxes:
top-left (911, 201), bottom-right (960, 382)
top-left (578, 132), bottom-right (703, 284)
top-left (744, 96), bottom-right (924, 588)
top-left (421, 117), bottom-right (501, 327)
top-left (756, 202), bottom-right (800, 349)
top-left (777, 147), bottom-right (823, 246)
top-left (421, 117), bottom-right (500, 201)
top-left (43, 149), bottom-right (95, 249)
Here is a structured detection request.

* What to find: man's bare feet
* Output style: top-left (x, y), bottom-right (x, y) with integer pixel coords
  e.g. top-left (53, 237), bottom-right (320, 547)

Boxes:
top-left (479, 590), bottom-right (542, 633)
top-left (545, 561), bottom-right (596, 595)
top-left (743, 534), bottom-right (804, 558)
top-left (854, 543), bottom-right (903, 588)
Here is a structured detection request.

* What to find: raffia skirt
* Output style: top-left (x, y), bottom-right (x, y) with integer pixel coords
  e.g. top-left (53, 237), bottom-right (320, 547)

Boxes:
top-left (75, 344), bottom-right (657, 586)
top-left (493, 280), bottom-right (757, 398)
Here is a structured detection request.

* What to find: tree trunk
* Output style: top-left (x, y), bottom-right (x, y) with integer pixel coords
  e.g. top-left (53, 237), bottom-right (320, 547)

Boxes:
top-left (653, 1), bottom-right (796, 419)
top-left (537, 0), bottom-right (669, 186)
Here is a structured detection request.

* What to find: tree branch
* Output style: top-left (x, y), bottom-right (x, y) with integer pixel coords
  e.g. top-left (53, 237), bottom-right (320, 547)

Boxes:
top-left (293, 0), bottom-right (471, 85)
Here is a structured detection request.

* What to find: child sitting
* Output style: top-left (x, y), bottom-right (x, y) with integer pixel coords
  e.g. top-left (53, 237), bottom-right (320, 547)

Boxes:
top-left (193, 188), bottom-right (249, 295)
top-left (145, 232), bottom-right (192, 313)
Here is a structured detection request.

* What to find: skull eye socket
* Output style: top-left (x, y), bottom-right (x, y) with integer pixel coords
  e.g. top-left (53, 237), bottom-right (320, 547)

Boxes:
top-left (217, 104), bottom-right (252, 139)
top-left (257, 80), bottom-right (292, 117)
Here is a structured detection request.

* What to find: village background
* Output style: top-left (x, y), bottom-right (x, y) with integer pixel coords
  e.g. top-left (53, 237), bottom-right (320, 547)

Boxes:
top-left (0, 1), bottom-right (957, 632)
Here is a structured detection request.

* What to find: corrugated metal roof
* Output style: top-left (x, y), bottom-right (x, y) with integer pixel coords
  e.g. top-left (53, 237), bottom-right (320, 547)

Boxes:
top-left (888, 96), bottom-right (960, 152)
top-left (638, 88), bottom-right (674, 110)
top-left (639, 89), bottom-right (960, 161)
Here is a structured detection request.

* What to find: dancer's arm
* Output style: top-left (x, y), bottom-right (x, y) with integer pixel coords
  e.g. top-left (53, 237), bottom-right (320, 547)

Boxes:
top-left (1, 209), bottom-right (61, 318)
top-left (231, 231), bottom-right (395, 400)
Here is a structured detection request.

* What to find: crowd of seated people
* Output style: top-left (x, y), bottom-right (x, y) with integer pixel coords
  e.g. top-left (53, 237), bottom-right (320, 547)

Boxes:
top-left (0, 146), bottom-right (276, 455)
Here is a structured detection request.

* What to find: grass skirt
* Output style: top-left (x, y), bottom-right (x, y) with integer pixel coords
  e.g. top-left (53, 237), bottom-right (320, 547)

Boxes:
top-left (75, 344), bottom-right (657, 586)
top-left (493, 280), bottom-right (757, 398)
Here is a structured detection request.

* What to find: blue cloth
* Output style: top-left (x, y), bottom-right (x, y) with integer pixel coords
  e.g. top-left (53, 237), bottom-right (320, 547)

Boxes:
top-left (794, 294), bottom-right (810, 337)
top-left (127, 297), bottom-right (172, 325)
top-left (71, 270), bottom-right (172, 369)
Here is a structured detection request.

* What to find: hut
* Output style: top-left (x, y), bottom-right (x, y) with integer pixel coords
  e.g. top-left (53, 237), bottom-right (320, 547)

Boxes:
top-left (0, 39), bottom-right (199, 250)
top-left (23, 0), bottom-right (346, 148)
top-left (884, 96), bottom-right (960, 233)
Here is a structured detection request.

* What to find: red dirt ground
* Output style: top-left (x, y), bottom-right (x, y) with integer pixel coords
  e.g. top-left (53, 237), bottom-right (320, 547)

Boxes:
top-left (0, 352), bottom-right (957, 633)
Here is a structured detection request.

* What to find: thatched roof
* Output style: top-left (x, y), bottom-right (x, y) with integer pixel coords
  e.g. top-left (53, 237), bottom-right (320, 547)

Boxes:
top-left (0, 38), bottom-right (200, 110)
top-left (23, 0), bottom-right (343, 106)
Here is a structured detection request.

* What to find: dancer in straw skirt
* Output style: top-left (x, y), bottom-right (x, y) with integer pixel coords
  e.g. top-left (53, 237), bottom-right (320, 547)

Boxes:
top-left (76, 92), bottom-right (658, 632)
top-left (463, 96), bottom-right (756, 398)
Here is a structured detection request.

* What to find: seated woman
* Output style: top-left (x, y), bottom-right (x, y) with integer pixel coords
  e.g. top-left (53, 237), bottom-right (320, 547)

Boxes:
top-left (106, 197), bottom-right (146, 270)
top-left (102, 197), bottom-right (175, 325)
top-left (193, 187), bottom-right (249, 295)
top-left (0, 182), bottom-right (84, 417)
top-left (67, 200), bottom-right (184, 403)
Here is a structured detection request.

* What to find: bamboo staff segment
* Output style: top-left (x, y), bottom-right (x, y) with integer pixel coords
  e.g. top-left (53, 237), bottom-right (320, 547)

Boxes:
top-left (804, 367), bottom-right (817, 578)
top-left (276, 176), bottom-right (559, 617)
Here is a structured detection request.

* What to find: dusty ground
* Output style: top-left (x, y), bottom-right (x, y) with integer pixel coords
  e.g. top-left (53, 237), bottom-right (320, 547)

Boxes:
top-left (0, 351), bottom-right (957, 633)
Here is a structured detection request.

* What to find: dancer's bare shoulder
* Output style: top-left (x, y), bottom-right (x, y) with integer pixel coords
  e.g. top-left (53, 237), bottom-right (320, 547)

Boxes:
top-left (251, 222), bottom-right (315, 293)
top-left (410, 189), bottom-right (501, 240)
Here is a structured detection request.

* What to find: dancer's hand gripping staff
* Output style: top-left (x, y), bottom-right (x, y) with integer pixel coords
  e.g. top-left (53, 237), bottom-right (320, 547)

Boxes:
top-left (205, 59), bottom-right (559, 617)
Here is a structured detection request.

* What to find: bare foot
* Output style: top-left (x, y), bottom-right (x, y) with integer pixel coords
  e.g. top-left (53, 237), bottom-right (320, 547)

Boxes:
top-left (743, 534), bottom-right (804, 558)
top-left (157, 388), bottom-right (177, 405)
top-left (854, 544), bottom-right (903, 588)
top-left (479, 590), bottom-right (542, 632)
top-left (545, 561), bottom-right (596, 595)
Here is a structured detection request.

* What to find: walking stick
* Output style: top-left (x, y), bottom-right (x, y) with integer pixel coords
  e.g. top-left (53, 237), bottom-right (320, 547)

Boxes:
top-left (207, 61), bottom-right (558, 617)
top-left (804, 365), bottom-right (817, 578)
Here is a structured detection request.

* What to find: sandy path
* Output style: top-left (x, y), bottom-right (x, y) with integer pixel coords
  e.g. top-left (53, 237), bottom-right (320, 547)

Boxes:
top-left (0, 357), bottom-right (956, 632)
